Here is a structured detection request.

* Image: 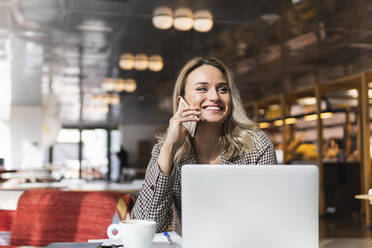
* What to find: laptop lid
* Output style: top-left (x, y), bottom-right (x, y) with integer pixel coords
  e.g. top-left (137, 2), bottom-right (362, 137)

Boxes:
top-left (181, 165), bottom-right (319, 248)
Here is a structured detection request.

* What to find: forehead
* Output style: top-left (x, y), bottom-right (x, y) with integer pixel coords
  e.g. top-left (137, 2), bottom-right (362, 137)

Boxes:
top-left (185, 64), bottom-right (226, 85)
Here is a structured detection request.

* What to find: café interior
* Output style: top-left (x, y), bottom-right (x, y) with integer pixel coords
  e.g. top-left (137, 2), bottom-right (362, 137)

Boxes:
top-left (1, 0), bottom-right (372, 247)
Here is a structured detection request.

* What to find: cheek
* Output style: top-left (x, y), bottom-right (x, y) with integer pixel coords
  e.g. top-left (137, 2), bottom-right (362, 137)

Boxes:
top-left (225, 96), bottom-right (232, 109)
top-left (185, 94), bottom-right (204, 106)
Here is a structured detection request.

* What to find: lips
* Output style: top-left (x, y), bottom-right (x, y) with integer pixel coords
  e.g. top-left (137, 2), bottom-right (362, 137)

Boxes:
top-left (202, 105), bottom-right (223, 111)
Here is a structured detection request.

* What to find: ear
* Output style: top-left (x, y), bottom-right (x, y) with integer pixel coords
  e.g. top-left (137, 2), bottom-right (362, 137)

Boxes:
top-left (177, 96), bottom-right (181, 103)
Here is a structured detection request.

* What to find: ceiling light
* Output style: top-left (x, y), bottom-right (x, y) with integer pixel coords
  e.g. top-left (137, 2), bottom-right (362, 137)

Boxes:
top-left (109, 94), bottom-right (120, 105)
top-left (285, 118), bottom-right (297, 125)
top-left (347, 88), bottom-right (372, 98)
top-left (100, 94), bottom-right (120, 105)
top-left (93, 94), bottom-right (103, 102)
top-left (103, 94), bottom-right (111, 104)
top-left (134, 54), bottom-right (149, 70)
top-left (102, 78), bottom-right (116, 91)
top-left (303, 114), bottom-right (317, 122)
top-left (274, 120), bottom-right (283, 126)
top-left (193, 10), bottom-right (213, 32)
top-left (320, 112), bottom-right (333, 119)
top-left (153, 7), bottom-right (173, 30)
top-left (259, 122), bottom-right (270, 129)
top-left (261, 14), bottom-right (280, 24)
top-left (297, 97), bottom-right (316, 105)
top-left (304, 112), bottom-right (333, 121)
top-left (116, 79), bottom-right (126, 92)
top-left (101, 78), bottom-right (137, 93)
top-left (174, 7), bottom-right (193, 31)
top-left (124, 79), bottom-right (137, 93)
top-left (148, 55), bottom-right (164, 71)
top-left (347, 89), bottom-right (358, 98)
top-left (119, 53), bottom-right (135, 70)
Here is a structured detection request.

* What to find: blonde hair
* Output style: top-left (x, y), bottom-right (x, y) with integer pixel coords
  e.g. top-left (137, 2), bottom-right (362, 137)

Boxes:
top-left (158, 57), bottom-right (257, 163)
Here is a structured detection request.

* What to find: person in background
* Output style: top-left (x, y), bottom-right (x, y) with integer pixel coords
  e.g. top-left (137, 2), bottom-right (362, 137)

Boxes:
top-left (131, 57), bottom-right (277, 235)
top-left (116, 146), bottom-right (128, 182)
top-left (325, 138), bottom-right (340, 160)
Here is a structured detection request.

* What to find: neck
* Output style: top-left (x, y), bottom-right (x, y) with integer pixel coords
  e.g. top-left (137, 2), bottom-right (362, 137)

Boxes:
top-left (193, 122), bottom-right (222, 162)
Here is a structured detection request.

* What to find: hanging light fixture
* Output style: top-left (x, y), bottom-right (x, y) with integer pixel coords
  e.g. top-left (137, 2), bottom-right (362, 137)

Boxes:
top-left (134, 54), bottom-right (149, 70)
top-left (101, 78), bottom-right (137, 93)
top-left (102, 78), bottom-right (116, 91)
top-left (93, 94), bottom-right (103, 102)
top-left (100, 94), bottom-right (120, 105)
top-left (109, 94), bottom-right (120, 105)
top-left (102, 94), bottom-right (112, 104)
top-left (115, 78), bottom-right (126, 92)
top-left (259, 122), bottom-right (270, 129)
top-left (125, 79), bottom-right (137, 93)
top-left (148, 55), bottom-right (164, 71)
top-left (173, 7), bottom-right (193, 31)
top-left (152, 7), bottom-right (173, 30)
top-left (193, 10), bottom-right (213, 32)
top-left (119, 53), bottom-right (135, 70)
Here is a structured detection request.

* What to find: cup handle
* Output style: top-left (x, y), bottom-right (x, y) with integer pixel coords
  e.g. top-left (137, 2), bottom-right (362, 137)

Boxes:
top-left (107, 223), bottom-right (121, 240)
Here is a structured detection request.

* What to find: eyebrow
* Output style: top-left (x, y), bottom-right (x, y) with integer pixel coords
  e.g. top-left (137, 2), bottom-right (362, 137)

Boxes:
top-left (195, 82), bottom-right (208, 85)
top-left (195, 82), bottom-right (228, 86)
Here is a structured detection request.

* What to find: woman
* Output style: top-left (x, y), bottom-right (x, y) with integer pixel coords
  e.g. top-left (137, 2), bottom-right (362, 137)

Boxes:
top-left (131, 57), bottom-right (277, 235)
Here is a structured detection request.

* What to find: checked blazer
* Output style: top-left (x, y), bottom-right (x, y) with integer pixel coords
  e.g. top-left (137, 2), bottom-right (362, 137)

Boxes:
top-left (131, 129), bottom-right (277, 236)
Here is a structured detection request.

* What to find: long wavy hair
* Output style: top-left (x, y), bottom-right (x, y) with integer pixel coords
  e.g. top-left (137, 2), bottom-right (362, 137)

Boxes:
top-left (158, 57), bottom-right (257, 163)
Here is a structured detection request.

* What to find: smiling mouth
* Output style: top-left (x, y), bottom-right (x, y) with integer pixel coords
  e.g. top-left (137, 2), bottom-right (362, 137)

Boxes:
top-left (203, 106), bottom-right (223, 111)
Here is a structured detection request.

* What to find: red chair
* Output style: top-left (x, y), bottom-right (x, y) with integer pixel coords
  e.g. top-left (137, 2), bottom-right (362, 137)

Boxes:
top-left (5, 189), bottom-right (133, 247)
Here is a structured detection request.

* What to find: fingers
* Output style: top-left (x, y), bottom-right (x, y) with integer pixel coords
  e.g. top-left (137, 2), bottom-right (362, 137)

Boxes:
top-left (181, 109), bottom-right (201, 118)
top-left (180, 115), bottom-right (200, 122)
top-left (180, 108), bottom-right (201, 122)
top-left (170, 106), bottom-right (200, 127)
top-left (177, 105), bottom-right (199, 114)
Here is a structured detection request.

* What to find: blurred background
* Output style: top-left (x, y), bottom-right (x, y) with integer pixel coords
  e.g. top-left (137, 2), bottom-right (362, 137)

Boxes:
top-left (1, 0), bottom-right (372, 218)
top-left (2, 0), bottom-right (372, 245)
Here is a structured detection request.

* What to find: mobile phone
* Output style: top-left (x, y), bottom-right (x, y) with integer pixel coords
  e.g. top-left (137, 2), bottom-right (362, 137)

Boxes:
top-left (179, 97), bottom-right (197, 137)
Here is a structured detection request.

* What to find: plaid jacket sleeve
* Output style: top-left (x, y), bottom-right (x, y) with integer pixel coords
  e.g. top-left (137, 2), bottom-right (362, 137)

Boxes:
top-left (254, 129), bottom-right (278, 165)
top-left (131, 143), bottom-right (175, 232)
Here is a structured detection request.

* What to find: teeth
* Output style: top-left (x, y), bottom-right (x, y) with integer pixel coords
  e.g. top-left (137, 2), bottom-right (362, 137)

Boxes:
top-left (205, 106), bottom-right (221, 110)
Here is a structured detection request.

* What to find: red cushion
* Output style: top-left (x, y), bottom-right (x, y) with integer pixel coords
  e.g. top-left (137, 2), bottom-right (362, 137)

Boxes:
top-left (0, 210), bottom-right (15, 231)
top-left (10, 189), bottom-right (133, 246)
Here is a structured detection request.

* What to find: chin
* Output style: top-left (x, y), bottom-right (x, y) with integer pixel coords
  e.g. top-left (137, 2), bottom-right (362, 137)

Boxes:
top-left (203, 115), bottom-right (228, 123)
top-left (202, 118), bottom-right (225, 125)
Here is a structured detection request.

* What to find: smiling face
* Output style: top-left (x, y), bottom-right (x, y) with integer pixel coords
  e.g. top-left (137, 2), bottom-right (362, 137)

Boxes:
top-left (183, 64), bottom-right (231, 125)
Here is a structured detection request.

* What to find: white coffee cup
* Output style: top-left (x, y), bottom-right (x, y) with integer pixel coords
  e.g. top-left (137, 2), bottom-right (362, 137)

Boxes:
top-left (107, 220), bottom-right (156, 248)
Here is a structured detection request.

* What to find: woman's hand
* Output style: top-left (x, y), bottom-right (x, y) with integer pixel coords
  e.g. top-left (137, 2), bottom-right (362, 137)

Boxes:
top-left (165, 106), bottom-right (201, 147)
top-left (158, 105), bottom-right (201, 175)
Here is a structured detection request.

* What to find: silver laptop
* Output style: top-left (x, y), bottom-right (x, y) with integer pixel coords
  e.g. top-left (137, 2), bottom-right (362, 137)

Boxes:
top-left (181, 165), bottom-right (319, 248)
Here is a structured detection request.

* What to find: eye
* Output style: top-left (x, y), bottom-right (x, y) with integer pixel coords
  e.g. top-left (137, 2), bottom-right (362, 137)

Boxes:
top-left (196, 87), bottom-right (207, 91)
top-left (217, 86), bottom-right (228, 93)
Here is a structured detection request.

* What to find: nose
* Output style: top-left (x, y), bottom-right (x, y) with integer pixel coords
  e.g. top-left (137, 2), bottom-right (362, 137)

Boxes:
top-left (207, 87), bottom-right (219, 101)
